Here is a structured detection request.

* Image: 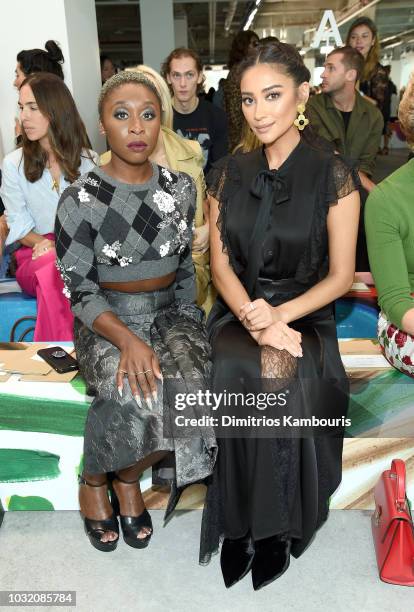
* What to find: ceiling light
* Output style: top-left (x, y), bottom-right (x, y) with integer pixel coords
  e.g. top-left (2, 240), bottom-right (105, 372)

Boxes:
top-left (243, 7), bottom-right (258, 31)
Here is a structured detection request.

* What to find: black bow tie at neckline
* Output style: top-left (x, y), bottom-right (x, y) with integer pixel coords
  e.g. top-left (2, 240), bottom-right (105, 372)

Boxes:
top-left (244, 170), bottom-right (289, 296)
top-left (250, 169), bottom-right (290, 205)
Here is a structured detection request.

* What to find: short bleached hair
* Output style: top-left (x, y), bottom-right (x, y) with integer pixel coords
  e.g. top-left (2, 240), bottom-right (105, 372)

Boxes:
top-left (399, 72), bottom-right (414, 149)
top-left (98, 70), bottom-right (162, 118)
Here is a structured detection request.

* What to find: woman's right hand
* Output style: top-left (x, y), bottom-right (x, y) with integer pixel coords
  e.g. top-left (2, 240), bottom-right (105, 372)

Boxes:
top-left (257, 321), bottom-right (303, 358)
top-left (32, 238), bottom-right (55, 259)
top-left (116, 336), bottom-right (163, 408)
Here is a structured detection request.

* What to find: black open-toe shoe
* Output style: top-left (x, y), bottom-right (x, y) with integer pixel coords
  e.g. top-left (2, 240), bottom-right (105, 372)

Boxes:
top-left (111, 475), bottom-right (153, 549)
top-left (78, 475), bottom-right (119, 553)
top-left (220, 533), bottom-right (255, 588)
top-left (251, 534), bottom-right (291, 591)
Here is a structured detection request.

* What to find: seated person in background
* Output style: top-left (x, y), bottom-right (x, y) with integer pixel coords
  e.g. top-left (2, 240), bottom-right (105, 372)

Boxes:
top-left (307, 46), bottom-right (383, 272)
top-left (0, 40), bottom-right (66, 248)
top-left (365, 74), bottom-right (414, 377)
top-left (162, 47), bottom-right (228, 173)
top-left (0, 73), bottom-right (97, 340)
top-left (101, 64), bottom-right (214, 314)
top-left (307, 46), bottom-right (383, 191)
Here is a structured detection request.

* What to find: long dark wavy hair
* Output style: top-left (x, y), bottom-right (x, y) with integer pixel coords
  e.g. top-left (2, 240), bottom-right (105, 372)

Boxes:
top-left (20, 72), bottom-right (92, 183)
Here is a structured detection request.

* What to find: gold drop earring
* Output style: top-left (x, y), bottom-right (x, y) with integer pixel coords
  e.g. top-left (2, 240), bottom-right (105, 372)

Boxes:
top-left (294, 103), bottom-right (309, 131)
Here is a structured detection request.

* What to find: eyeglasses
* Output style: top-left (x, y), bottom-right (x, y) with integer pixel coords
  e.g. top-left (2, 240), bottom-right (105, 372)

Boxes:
top-left (169, 71), bottom-right (198, 81)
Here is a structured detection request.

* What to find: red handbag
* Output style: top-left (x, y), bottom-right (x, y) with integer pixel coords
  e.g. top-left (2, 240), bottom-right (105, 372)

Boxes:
top-left (371, 459), bottom-right (414, 586)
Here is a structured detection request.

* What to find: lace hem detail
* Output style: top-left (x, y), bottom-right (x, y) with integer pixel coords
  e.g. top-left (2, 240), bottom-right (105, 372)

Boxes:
top-left (323, 154), bottom-right (361, 206)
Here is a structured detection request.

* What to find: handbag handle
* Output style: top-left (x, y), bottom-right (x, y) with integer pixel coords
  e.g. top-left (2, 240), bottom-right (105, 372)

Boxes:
top-left (391, 458), bottom-right (406, 509)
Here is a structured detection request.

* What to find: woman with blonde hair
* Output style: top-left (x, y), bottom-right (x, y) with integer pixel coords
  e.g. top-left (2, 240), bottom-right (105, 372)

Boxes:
top-left (366, 74), bottom-right (414, 376)
top-left (101, 64), bottom-right (214, 313)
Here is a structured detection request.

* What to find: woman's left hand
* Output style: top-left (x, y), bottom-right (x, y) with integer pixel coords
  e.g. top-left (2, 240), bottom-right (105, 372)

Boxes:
top-left (32, 238), bottom-right (55, 260)
top-left (239, 298), bottom-right (278, 331)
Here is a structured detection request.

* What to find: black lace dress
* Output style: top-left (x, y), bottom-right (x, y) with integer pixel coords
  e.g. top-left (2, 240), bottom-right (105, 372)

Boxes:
top-left (199, 139), bottom-right (359, 564)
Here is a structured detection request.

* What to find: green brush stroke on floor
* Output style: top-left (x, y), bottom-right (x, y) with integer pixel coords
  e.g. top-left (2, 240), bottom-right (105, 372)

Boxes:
top-left (0, 394), bottom-right (88, 436)
top-left (8, 495), bottom-right (54, 510)
top-left (0, 449), bottom-right (60, 482)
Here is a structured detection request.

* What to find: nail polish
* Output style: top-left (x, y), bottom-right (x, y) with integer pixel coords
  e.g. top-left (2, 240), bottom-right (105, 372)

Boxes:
top-left (152, 390), bottom-right (157, 402)
top-left (146, 397), bottom-right (153, 411)
top-left (118, 386), bottom-right (123, 398)
top-left (134, 394), bottom-right (142, 408)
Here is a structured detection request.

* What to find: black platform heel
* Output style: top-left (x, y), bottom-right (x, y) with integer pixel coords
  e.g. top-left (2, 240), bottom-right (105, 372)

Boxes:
top-left (251, 534), bottom-right (291, 591)
top-left (78, 475), bottom-right (119, 552)
top-left (111, 475), bottom-right (153, 549)
top-left (220, 533), bottom-right (255, 588)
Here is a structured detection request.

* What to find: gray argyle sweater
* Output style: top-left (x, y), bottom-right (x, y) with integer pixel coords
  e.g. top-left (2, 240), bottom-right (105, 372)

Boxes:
top-left (55, 163), bottom-right (196, 330)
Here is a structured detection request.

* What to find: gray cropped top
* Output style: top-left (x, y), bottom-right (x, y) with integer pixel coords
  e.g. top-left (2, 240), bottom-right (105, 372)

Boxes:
top-left (55, 163), bottom-right (196, 330)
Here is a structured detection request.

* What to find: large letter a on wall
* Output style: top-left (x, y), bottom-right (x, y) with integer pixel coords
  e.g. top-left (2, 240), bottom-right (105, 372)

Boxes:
top-left (311, 10), bottom-right (343, 49)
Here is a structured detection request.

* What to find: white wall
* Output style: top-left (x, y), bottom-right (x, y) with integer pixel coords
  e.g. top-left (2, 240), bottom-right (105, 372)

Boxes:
top-left (140, 0), bottom-right (175, 72)
top-left (0, 0), bottom-right (104, 161)
top-left (63, 0), bottom-right (105, 155)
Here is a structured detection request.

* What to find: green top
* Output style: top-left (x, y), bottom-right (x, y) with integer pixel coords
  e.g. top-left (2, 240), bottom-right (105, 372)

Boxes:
top-left (307, 91), bottom-right (383, 176)
top-left (365, 159), bottom-right (414, 328)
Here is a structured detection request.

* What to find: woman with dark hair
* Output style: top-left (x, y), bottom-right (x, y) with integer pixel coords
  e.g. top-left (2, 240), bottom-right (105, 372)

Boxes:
top-left (100, 54), bottom-right (116, 84)
top-left (347, 17), bottom-right (389, 149)
top-left (224, 29), bottom-right (259, 152)
top-left (0, 72), bottom-right (97, 340)
top-left (199, 41), bottom-right (360, 589)
top-left (14, 40), bottom-right (64, 88)
top-left (55, 70), bottom-right (216, 552)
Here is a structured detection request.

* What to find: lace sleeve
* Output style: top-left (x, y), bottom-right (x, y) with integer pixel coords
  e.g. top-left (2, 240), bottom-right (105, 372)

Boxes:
top-left (324, 154), bottom-right (361, 207)
top-left (206, 156), bottom-right (241, 255)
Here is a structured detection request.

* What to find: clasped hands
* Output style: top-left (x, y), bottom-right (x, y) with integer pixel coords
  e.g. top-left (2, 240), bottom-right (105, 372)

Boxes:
top-left (239, 298), bottom-right (302, 358)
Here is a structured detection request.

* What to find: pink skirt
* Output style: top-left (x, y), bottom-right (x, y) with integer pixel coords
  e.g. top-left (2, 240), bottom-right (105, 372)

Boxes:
top-left (14, 233), bottom-right (74, 341)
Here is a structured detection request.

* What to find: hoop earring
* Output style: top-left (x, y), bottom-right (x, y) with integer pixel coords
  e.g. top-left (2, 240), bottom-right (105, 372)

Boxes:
top-left (294, 103), bottom-right (309, 131)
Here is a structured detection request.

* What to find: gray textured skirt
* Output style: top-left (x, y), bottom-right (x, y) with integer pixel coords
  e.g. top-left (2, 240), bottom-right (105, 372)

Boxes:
top-left (74, 285), bottom-right (217, 490)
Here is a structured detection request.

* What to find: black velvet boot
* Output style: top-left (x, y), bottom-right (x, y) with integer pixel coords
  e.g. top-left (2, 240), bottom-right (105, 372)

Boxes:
top-left (251, 535), bottom-right (291, 591)
top-left (220, 533), bottom-right (255, 588)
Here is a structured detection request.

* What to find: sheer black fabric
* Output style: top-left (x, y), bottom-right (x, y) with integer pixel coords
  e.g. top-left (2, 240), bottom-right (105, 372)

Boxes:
top-left (199, 139), bottom-right (359, 564)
